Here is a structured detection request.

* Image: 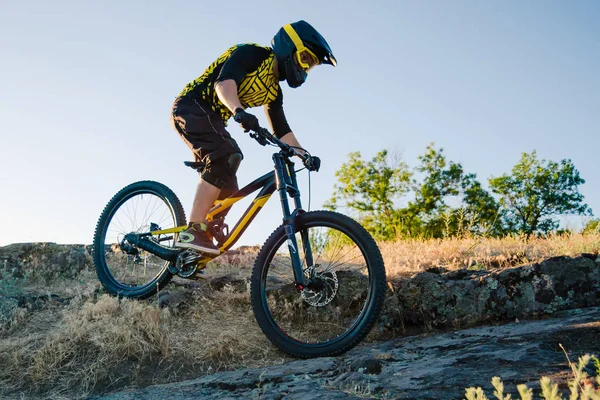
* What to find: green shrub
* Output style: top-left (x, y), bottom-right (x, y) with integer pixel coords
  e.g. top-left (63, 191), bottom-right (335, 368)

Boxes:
top-left (583, 219), bottom-right (600, 234)
top-left (465, 354), bottom-right (600, 400)
top-left (0, 260), bottom-right (27, 297)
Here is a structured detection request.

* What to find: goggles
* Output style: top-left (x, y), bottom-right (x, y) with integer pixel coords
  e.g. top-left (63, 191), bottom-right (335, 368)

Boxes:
top-left (283, 24), bottom-right (320, 71)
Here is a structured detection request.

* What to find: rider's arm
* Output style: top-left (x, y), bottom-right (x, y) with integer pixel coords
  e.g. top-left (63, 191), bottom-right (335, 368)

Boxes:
top-left (264, 88), bottom-right (292, 138)
top-left (280, 132), bottom-right (306, 156)
top-left (215, 45), bottom-right (270, 113)
top-left (215, 79), bottom-right (243, 114)
top-left (264, 91), bottom-right (306, 155)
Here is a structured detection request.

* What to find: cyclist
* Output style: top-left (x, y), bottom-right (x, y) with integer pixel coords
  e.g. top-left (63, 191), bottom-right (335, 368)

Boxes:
top-left (170, 20), bottom-right (337, 255)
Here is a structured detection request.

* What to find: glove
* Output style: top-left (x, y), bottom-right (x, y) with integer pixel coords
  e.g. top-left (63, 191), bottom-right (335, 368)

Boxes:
top-left (303, 155), bottom-right (321, 172)
top-left (233, 108), bottom-right (259, 133)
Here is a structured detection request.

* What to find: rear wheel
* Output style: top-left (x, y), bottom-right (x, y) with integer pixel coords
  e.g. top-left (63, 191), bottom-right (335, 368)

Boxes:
top-left (93, 181), bottom-right (186, 299)
top-left (250, 211), bottom-right (386, 358)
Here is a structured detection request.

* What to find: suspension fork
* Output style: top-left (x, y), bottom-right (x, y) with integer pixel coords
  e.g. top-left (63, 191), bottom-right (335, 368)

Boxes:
top-left (287, 158), bottom-right (315, 270)
top-left (273, 154), bottom-right (314, 289)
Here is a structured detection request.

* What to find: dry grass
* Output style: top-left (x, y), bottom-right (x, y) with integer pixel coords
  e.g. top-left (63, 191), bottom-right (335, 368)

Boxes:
top-left (1, 232), bottom-right (599, 398)
top-left (380, 232), bottom-right (600, 278)
top-left (0, 279), bottom-right (285, 399)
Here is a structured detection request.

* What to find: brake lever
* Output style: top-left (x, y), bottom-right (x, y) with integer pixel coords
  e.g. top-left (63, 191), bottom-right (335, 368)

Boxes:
top-left (249, 130), bottom-right (269, 146)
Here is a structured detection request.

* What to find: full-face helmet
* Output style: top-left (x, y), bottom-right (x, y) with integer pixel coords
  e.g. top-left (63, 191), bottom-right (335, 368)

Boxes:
top-left (272, 20), bottom-right (337, 88)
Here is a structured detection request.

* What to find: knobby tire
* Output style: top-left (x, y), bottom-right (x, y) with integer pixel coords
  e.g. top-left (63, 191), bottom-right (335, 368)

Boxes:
top-left (93, 180), bottom-right (186, 299)
top-left (250, 210), bottom-right (386, 358)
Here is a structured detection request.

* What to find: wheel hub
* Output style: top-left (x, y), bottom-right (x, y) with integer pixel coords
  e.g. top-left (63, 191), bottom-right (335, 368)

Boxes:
top-left (119, 236), bottom-right (139, 256)
top-left (301, 268), bottom-right (339, 307)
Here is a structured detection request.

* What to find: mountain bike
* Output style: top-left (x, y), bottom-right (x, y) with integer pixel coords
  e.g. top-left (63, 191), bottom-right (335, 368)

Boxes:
top-left (93, 126), bottom-right (387, 358)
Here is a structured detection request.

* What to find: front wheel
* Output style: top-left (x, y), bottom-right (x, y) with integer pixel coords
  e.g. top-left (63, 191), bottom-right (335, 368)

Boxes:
top-left (93, 181), bottom-right (186, 299)
top-left (250, 211), bottom-right (386, 358)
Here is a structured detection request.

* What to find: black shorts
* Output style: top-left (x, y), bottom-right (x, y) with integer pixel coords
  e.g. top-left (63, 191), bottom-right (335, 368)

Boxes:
top-left (171, 96), bottom-right (242, 164)
top-left (171, 96), bottom-right (242, 195)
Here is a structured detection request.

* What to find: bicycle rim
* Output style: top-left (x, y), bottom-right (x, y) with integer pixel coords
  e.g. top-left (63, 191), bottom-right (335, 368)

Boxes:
top-left (99, 189), bottom-right (177, 290)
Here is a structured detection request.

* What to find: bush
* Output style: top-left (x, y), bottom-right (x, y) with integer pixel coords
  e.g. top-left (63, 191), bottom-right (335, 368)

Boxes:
top-left (465, 354), bottom-right (600, 400)
top-left (583, 219), bottom-right (600, 234)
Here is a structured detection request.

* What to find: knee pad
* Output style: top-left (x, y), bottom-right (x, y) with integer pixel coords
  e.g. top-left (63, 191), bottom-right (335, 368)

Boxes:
top-left (201, 152), bottom-right (243, 189)
top-left (225, 152), bottom-right (243, 175)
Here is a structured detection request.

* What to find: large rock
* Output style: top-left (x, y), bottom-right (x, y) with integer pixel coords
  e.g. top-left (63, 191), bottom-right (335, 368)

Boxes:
top-left (0, 242), bottom-right (93, 281)
top-left (91, 306), bottom-right (600, 400)
top-left (386, 254), bottom-right (600, 330)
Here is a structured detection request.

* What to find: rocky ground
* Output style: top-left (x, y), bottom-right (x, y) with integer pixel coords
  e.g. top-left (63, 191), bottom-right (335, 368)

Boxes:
top-left (2, 243), bottom-right (600, 399)
top-left (91, 307), bottom-right (600, 400)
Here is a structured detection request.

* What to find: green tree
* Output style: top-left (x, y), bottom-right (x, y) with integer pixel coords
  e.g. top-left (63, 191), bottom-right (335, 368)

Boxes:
top-left (326, 150), bottom-right (412, 240)
top-left (489, 150), bottom-right (592, 235)
top-left (411, 144), bottom-right (501, 238)
top-left (582, 218), bottom-right (600, 234)
top-left (327, 145), bottom-right (501, 240)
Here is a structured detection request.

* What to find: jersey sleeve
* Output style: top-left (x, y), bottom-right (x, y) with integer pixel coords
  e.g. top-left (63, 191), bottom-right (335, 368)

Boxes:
top-left (264, 87), bottom-right (292, 138)
top-left (216, 45), bottom-right (269, 85)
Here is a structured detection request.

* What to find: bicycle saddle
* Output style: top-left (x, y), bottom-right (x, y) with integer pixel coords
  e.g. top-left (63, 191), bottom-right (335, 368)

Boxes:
top-left (184, 161), bottom-right (205, 171)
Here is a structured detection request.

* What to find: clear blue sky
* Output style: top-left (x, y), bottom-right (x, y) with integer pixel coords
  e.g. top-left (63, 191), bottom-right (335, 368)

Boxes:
top-left (1, 0), bottom-right (598, 246)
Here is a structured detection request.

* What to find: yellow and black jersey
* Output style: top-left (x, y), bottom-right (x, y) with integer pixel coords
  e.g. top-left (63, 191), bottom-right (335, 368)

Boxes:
top-left (178, 44), bottom-right (291, 138)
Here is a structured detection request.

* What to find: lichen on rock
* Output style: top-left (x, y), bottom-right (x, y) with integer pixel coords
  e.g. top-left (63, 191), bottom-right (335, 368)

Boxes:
top-left (389, 254), bottom-right (600, 331)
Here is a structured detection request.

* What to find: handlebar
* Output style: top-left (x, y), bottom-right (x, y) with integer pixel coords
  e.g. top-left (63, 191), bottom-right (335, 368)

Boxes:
top-left (247, 126), bottom-right (320, 172)
top-left (249, 126), bottom-right (308, 161)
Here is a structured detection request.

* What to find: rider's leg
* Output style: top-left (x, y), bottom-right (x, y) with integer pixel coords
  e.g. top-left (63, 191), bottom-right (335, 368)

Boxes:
top-left (196, 152), bottom-right (243, 218)
top-left (178, 153), bottom-right (242, 254)
top-left (189, 178), bottom-right (220, 224)
top-left (187, 151), bottom-right (241, 221)
top-left (171, 97), bottom-right (242, 254)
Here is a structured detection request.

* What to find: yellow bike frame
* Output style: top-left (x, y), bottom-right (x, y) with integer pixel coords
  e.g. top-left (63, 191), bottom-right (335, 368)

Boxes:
top-left (149, 169), bottom-right (278, 256)
top-left (130, 136), bottom-right (312, 287)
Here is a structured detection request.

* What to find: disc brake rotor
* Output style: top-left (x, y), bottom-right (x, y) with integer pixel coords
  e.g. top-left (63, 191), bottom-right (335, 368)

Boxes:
top-left (301, 269), bottom-right (339, 307)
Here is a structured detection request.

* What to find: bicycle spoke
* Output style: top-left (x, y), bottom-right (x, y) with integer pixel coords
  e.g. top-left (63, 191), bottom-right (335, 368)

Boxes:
top-left (313, 226), bottom-right (332, 267)
top-left (102, 190), bottom-right (176, 286)
top-left (322, 250), bottom-right (363, 274)
top-left (111, 216), bottom-right (128, 237)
